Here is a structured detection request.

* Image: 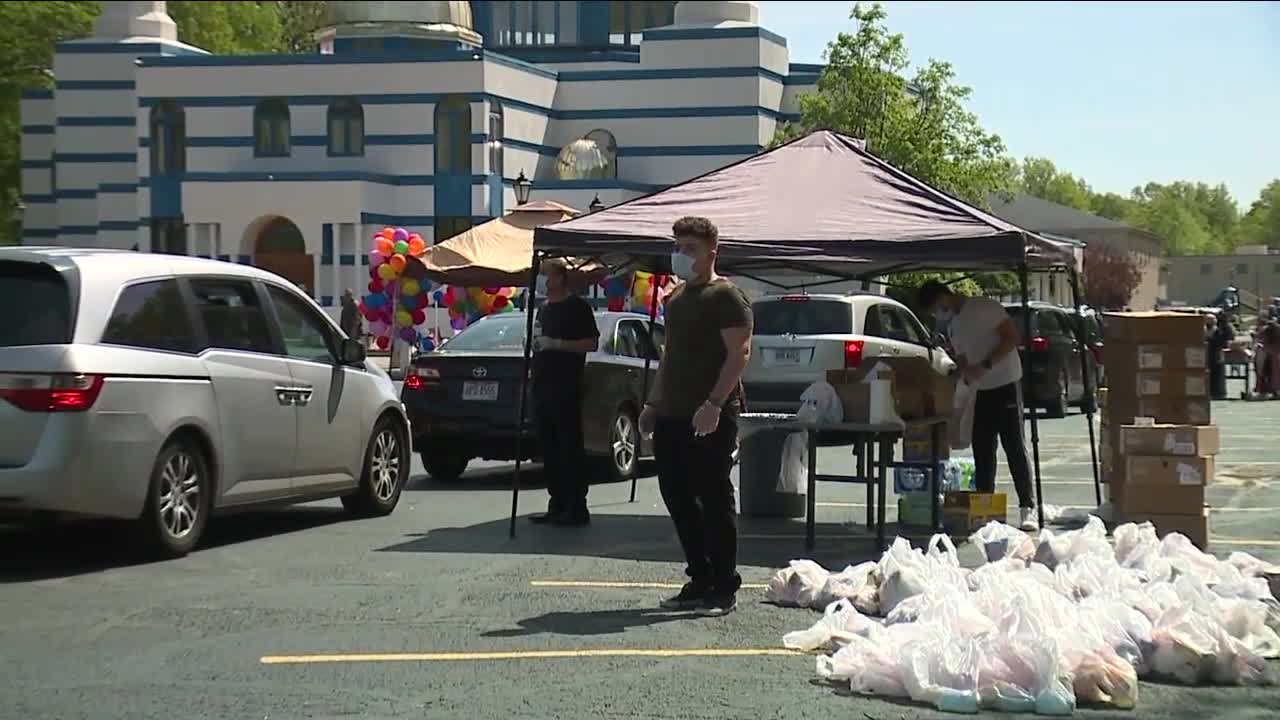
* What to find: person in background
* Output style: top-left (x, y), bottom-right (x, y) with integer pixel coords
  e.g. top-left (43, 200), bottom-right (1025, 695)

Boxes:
top-left (529, 259), bottom-right (600, 527)
top-left (639, 216), bottom-right (752, 617)
top-left (340, 289), bottom-right (361, 340)
top-left (1206, 313), bottom-right (1232, 401)
top-left (919, 280), bottom-right (1037, 531)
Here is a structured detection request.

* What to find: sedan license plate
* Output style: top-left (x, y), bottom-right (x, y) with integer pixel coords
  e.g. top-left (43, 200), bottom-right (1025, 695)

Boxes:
top-left (462, 381), bottom-right (500, 401)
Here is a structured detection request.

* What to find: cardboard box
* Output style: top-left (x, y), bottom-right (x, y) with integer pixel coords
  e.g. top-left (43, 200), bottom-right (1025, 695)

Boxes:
top-left (1125, 455), bottom-right (1214, 486)
top-left (827, 358), bottom-right (955, 423)
top-left (903, 420), bottom-right (949, 462)
top-left (942, 492), bottom-right (1007, 532)
top-left (1121, 424), bottom-right (1220, 456)
top-left (1102, 312), bottom-right (1206, 345)
top-left (1103, 343), bottom-right (1208, 372)
top-left (1105, 395), bottom-right (1211, 426)
top-left (1119, 506), bottom-right (1210, 550)
top-left (1111, 482), bottom-right (1205, 515)
top-left (827, 367), bottom-right (877, 423)
top-left (1132, 369), bottom-right (1209, 399)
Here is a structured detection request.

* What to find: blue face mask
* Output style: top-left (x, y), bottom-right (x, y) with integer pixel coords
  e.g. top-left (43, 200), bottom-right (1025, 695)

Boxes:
top-left (670, 251), bottom-right (696, 280)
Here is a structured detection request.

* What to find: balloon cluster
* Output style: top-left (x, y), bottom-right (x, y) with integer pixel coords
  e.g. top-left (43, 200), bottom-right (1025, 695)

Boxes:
top-left (599, 272), bottom-right (673, 313)
top-left (601, 275), bottom-right (631, 312)
top-left (433, 285), bottom-right (523, 332)
top-left (360, 227), bottom-right (431, 350)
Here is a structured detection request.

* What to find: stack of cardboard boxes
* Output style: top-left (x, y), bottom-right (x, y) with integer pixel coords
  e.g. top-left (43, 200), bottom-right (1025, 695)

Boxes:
top-left (1100, 312), bottom-right (1215, 548)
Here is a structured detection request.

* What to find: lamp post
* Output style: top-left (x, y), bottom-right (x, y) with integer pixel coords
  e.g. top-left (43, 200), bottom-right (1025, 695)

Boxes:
top-left (10, 198), bottom-right (26, 245)
top-left (513, 170), bottom-right (532, 206)
top-left (589, 194), bottom-right (604, 213)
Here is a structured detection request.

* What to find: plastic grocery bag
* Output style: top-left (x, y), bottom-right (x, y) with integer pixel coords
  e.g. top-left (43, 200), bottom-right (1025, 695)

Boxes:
top-left (765, 560), bottom-right (829, 608)
top-left (782, 598), bottom-right (878, 652)
top-left (877, 535), bottom-right (965, 616)
top-left (821, 562), bottom-right (880, 615)
top-left (777, 432), bottom-right (808, 494)
top-left (950, 379), bottom-right (976, 450)
top-left (970, 521), bottom-right (1035, 564)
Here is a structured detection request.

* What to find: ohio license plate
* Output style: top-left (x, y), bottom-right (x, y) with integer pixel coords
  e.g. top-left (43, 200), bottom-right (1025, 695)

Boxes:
top-left (462, 381), bottom-right (500, 401)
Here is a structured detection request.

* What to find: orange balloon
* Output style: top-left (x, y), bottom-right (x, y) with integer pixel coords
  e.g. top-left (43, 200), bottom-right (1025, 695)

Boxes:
top-left (408, 237), bottom-right (426, 256)
top-left (375, 237), bottom-right (394, 256)
top-left (389, 254), bottom-right (407, 274)
top-left (381, 227), bottom-right (395, 239)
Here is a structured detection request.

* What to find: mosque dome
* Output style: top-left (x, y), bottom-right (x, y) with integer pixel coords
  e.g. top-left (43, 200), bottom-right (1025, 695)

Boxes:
top-left (673, 1), bottom-right (760, 25)
top-left (321, 1), bottom-right (481, 46)
top-left (555, 137), bottom-right (616, 181)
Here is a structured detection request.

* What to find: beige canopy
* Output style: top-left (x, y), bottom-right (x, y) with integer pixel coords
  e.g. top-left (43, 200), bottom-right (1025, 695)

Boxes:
top-left (413, 201), bottom-right (605, 287)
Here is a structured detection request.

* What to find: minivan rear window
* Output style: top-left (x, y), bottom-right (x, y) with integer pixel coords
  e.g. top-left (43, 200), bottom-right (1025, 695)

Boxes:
top-left (0, 261), bottom-right (72, 346)
top-left (752, 299), bottom-right (852, 335)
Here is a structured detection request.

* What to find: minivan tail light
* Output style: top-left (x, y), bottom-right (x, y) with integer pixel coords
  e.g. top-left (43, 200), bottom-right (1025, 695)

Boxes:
top-left (844, 340), bottom-right (864, 368)
top-left (780, 295), bottom-right (809, 303)
top-left (0, 374), bottom-right (105, 412)
top-left (1030, 336), bottom-right (1050, 352)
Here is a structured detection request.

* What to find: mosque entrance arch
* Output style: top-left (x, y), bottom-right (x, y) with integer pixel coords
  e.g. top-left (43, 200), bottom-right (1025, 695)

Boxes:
top-left (245, 215), bottom-right (314, 295)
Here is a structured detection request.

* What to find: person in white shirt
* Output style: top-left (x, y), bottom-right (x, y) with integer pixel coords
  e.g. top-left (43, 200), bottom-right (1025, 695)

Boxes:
top-left (919, 280), bottom-right (1037, 531)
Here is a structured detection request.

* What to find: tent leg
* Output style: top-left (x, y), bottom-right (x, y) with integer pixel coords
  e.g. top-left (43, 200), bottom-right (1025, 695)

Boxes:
top-left (510, 251), bottom-right (541, 539)
top-left (632, 281), bottom-right (662, 503)
top-left (1069, 269), bottom-right (1102, 506)
top-left (1019, 264), bottom-right (1046, 530)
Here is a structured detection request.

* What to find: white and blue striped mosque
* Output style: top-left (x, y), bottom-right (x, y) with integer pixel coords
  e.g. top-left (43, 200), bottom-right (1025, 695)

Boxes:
top-left (19, 0), bottom-right (820, 311)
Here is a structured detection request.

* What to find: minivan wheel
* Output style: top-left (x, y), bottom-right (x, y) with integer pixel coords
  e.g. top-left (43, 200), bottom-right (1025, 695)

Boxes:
top-left (140, 439), bottom-right (211, 558)
top-left (342, 418), bottom-right (409, 517)
top-left (420, 445), bottom-right (470, 483)
top-left (1046, 368), bottom-right (1070, 419)
top-left (603, 406), bottom-right (640, 481)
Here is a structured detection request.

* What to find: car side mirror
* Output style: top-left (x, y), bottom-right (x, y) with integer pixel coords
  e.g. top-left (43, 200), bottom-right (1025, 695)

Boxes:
top-left (340, 337), bottom-right (367, 366)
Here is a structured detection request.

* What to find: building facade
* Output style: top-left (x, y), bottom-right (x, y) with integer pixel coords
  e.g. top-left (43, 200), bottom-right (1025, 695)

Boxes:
top-left (1161, 247), bottom-right (1280, 310)
top-left (19, 0), bottom-right (817, 310)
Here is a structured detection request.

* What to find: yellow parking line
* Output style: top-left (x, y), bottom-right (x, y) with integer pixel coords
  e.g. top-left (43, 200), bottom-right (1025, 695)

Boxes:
top-left (529, 580), bottom-right (768, 590)
top-left (1209, 537), bottom-right (1280, 547)
top-left (261, 648), bottom-right (802, 665)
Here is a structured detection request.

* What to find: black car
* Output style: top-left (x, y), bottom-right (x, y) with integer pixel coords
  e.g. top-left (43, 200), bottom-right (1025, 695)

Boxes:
top-left (402, 311), bottom-right (664, 482)
top-left (1003, 302), bottom-right (1102, 418)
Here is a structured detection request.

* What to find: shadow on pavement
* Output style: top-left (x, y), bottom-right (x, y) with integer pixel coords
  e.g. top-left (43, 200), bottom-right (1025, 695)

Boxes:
top-left (0, 506), bottom-right (348, 583)
top-left (482, 607), bottom-right (694, 637)
top-left (403, 462), bottom-right (654, 493)
top-left (379, 512), bottom-right (883, 570)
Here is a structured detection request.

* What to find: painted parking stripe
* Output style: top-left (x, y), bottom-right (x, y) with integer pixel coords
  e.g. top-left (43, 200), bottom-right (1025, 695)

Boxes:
top-left (815, 502), bottom-right (1280, 514)
top-left (529, 580), bottom-right (768, 590)
top-left (261, 648), bottom-right (803, 665)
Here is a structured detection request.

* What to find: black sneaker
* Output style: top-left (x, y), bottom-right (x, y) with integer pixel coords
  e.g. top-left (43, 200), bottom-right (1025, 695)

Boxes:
top-left (658, 582), bottom-right (708, 610)
top-left (550, 507), bottom-right (591, 527)
top-left (696, 591), bottom-right (737, 617)
top-left (529, 502), bottom-right (564, 524)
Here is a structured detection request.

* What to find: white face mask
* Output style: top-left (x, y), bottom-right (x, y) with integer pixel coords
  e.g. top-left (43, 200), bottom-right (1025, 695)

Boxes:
top-left (670, 251), bottom-right (696, 281)
top-left (535, 275), bottom-right (548, 295)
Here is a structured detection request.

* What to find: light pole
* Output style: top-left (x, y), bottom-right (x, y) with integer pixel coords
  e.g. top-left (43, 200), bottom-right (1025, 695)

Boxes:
top-left (589, 194), bottom-right (604, 213)
top-left (513, 170), bottom-right (532, 206)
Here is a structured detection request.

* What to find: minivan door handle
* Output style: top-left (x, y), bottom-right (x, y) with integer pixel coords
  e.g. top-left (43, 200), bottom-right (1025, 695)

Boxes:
top-left (293, 385), bottom-right (315, 407)
top-left (274, 386), bottom-right (297, 406)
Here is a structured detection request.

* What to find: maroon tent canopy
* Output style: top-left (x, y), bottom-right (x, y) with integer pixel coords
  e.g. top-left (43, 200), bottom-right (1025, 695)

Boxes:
top-left (534, 130), bottom-right (1076, 282)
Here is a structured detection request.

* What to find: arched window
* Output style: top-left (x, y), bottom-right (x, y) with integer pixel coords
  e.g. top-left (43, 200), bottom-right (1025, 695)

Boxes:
top-left (434, 95), bottom-right (471, 175)
top-left (609, 1), bottom-right (677, 45)
top-left (327, 97), bottom-right (364, 157)
top-left (254, 98), bottom-right (291, 157)
top-left (488, 102), bottom-right (504, 176)
top-left (150, 100), bottom-right (185, 176)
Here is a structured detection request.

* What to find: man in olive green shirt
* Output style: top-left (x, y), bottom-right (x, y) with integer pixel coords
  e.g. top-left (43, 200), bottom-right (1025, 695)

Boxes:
top-left (639, 216), bottom-right (753, 617)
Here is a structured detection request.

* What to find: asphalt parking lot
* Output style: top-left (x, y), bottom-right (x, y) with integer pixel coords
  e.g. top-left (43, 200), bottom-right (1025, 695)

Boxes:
top-left (2, 400), bottom-right (1278, 720)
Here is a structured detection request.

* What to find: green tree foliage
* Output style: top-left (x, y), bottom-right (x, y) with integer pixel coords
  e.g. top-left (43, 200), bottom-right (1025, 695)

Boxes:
top-left (1234, 180), bottom-right (1280, 249)
top-left (773, 2), bottom-right (1016, 207)
top-left (167, 1), bottom-right (287, 55)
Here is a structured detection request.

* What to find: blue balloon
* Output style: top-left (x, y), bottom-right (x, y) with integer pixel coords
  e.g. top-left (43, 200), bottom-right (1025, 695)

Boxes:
top-left (432, 290), bottom-right (445, 304)
top-left (420, 338), bottom-right (435, 352)
top-left (364, 293), bottom-right (384, 309)
top-left (402, 294), bottom-right (417, 310)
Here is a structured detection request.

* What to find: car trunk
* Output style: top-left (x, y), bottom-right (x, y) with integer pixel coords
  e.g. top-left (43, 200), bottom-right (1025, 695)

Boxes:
top-left (746, 298), bottom-right (858, 405)
top-left (0, 260), bottom-right (80, 468)
top-left (402, 350), bottom-right (531, 428)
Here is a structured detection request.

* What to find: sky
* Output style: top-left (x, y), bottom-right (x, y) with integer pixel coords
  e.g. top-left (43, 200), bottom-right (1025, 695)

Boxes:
top-left (757, 1), bottom-right (1280, 205)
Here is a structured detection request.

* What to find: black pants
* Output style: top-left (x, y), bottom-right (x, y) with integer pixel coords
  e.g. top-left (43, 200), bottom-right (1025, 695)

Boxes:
top-left (971, 381), bottom-right (1035, 509)
top-left (1209, 359), bottom-right (1227, 400)
top-left (534, 381), bottom-right (587, 512)
top-left (654, 412), bottom-right (741, 594)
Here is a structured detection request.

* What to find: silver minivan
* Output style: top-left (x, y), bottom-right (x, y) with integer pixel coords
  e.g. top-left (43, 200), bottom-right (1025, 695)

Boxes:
top-left (0, 248), bottom-right (411, 557)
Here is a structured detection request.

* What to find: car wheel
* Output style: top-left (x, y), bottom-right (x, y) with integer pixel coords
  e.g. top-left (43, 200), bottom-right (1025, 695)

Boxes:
top-left (420, 445), bottom-right (470, 483)
top-left (605, 406), bottom-right (640, 481)
top-left (1046, 368), bottom-right (1069, 419)
top-left (342, 417), bottom-right (410, 517)
top-left (140, 438), bottom-right (211, 558)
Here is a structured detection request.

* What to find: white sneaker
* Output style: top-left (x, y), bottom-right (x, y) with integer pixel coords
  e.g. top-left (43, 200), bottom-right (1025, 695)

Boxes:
top-left (1019, 508), bottom-right (1038, 531)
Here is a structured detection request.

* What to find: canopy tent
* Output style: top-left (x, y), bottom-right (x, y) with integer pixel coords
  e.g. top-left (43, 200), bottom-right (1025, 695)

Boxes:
top-left (505, 130), bottom-right (1097, 539)
top-left (534, 130), bottom-right (1078, 284)
top-left (414, 201), bottom-right (606, 288)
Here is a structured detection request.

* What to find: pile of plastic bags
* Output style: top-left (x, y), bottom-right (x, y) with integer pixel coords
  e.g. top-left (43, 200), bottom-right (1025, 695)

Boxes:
top-left (769, 518), bottom-right (1280, 715)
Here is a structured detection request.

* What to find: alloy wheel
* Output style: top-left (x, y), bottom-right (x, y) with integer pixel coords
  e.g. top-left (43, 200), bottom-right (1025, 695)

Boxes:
top-left (612, 413), bottom-right (637, 475)
top-left (158, 451), bottom-right (201, 539)
top-left (370, 428), bottom-right (401, 501)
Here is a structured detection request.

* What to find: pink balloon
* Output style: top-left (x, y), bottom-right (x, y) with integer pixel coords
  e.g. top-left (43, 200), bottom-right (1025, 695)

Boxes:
top-left (369, 250), bottom-right (385, 267)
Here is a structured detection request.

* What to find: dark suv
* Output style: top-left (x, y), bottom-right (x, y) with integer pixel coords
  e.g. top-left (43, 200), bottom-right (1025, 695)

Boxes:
top-left (1003, 302), bottom-right (1102, 418)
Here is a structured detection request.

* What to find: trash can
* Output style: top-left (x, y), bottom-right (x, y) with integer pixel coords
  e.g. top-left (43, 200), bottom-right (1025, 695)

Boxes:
top-left (738, 426), bottom-right (807, 518)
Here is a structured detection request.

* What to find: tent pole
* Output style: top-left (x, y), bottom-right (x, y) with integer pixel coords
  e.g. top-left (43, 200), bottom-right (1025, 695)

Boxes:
top-left (1019, 263), bottom-right (1046, 529)
top-left (1069, 268), bottom-right (1102, 505)
top-left (510, 250), bottom-right (541, 539)
top-left (633, 279), bottom-right (662, 503)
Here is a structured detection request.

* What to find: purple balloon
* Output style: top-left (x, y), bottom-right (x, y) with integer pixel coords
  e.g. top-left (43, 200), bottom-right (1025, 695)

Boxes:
top-left (399, 327), bottom-right (418, 342)
top-left (368, 250), bottom-right (385, 267)
top-left (393, 227), bottom-right (409, 243)
top-left (450, 316), bottom-right (467, 331)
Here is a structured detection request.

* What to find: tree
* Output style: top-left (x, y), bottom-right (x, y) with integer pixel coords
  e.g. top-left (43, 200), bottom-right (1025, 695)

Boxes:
top-left (277, 1), bottom-right (327, 53)
top-left (1083, 243), bottom-right (1141, 310)
top-left (774, 3), bottom-right (1016, 207)
top-left (167, 1), bottom-right (287, 55)
top-left (1019, 157), bottom-right (1091, 211)
top-left (1233, 180), bottom-right (1279, 249)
